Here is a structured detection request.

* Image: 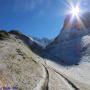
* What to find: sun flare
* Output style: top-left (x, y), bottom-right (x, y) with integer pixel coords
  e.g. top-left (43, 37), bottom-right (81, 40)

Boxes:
top-left (70, 6), bottom-right (80, 16)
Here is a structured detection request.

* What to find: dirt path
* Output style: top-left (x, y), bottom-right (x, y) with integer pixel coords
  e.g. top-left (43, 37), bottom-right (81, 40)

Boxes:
top-left (50, 67), bottom-right (79, 90)
top-left (34, 59), bottom-right (79, 90)
top-left (34, 64), bottom-right (49, 90)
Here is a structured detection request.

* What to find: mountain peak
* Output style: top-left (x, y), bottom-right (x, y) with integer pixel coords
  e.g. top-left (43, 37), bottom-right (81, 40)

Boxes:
top-left (64, 14), bottom-right (81, 30)
top-left (46, 12), bottom-right (90, 65)
top-left (50, 12), bottom-right (90, 44)
top-left (64, 12), bottom-right (90, 30)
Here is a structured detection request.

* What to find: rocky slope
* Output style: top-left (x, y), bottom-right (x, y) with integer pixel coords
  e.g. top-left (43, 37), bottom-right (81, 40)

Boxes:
top-left (0, 30), bottom-right (90, 90)
top-left (0, 12), bottom-right (90, 90)
top-left (0, 31), bottom-right (45, 90)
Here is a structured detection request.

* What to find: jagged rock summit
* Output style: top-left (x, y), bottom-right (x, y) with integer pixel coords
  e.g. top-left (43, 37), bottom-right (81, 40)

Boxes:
top-left (46, 12), bottom-right (90, 65)
top-left (50, 12), bottom-right (90, 44)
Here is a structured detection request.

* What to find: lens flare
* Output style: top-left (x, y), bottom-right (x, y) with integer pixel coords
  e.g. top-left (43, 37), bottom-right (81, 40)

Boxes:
top-left (62, 0), bottom-right (86, 29)
top-left (70, 6), bottom-right (80, 16)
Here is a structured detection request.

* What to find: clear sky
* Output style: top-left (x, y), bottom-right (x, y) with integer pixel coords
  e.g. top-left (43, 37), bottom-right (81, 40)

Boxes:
top-left (0, 0), bottom-right (89, 39)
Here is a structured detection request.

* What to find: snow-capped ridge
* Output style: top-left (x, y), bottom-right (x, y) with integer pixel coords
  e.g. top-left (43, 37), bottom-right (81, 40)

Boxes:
top-left (33, 37), bottom-right (52, 48)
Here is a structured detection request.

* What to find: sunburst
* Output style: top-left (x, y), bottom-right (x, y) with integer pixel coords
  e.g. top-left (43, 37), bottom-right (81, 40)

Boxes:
top-left (70, 6), bottom-right (80, 17)
top-left (64, 0), bottom-right (86, 29)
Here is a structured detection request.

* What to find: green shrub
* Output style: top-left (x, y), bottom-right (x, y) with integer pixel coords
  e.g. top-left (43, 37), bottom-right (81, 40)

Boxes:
top-left (0, 30), bottom-right (10, 40)
top-left (9, 30), bottom-right (21, 36)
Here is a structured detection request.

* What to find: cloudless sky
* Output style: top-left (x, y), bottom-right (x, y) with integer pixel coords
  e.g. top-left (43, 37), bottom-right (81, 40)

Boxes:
top-left (0, 0), bottom-right (89, 39)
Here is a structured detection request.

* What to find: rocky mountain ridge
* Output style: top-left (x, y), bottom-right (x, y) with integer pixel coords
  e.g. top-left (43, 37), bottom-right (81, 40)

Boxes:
top-left (49, 12), bottom-right (90, 45)
top-left (46, 12), bottom-right (90, 65)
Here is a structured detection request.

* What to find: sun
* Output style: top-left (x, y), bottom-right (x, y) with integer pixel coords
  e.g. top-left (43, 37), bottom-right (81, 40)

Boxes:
top-left (64, 0), bottom-right (86, 29)
top-left (70, 6), bottom-right (80, 16)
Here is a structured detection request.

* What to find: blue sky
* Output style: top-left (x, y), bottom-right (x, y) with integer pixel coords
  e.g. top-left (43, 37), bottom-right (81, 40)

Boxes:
top-left (0, 0), bottom-right (89, 39)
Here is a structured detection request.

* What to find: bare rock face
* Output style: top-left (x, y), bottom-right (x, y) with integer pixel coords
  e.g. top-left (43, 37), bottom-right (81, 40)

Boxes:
top-left (59, 12), bottom-right (90, 43)
top-left (46, 12), bottom-right (90, 65)
top-left (49, 12), bottom-right (90, 45)
top-left (80, 12), bottom-right (90, 29)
